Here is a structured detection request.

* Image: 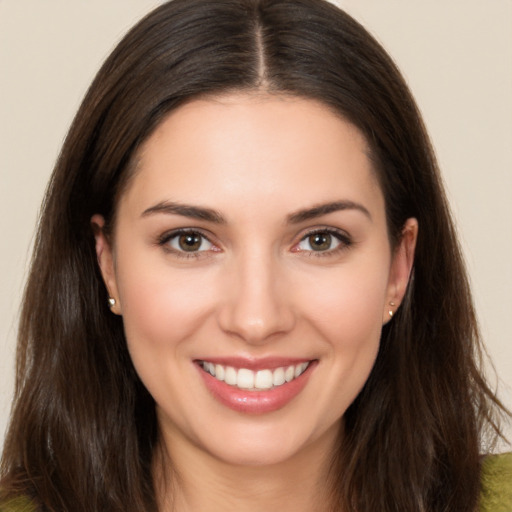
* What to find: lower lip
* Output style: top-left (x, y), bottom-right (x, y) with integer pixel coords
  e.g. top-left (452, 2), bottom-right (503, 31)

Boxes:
top-left (197, 362), bottom-right (316, 414)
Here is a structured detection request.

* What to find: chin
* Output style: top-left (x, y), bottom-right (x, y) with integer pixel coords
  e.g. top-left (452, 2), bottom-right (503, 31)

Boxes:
top-left (192, 414), bottom-right (341, 469)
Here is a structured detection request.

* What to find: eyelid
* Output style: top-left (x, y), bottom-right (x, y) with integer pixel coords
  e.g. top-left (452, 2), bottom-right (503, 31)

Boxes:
top-left (155, 225), bottom-right (352, 259)
top-left (292, 226), bottom-right (353, 255)
top-left (157, 228), bottom-right (221, 257)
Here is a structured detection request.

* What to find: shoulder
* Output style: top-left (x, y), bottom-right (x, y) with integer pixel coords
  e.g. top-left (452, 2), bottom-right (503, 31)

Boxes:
top-left (479, 452), bottom-right (512, 512)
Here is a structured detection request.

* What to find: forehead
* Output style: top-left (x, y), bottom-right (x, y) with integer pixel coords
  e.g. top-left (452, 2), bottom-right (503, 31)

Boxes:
top-left (119, 93), bottom-right (384, 222)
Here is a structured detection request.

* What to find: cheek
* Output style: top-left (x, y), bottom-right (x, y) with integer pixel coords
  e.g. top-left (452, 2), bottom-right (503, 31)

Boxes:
top-left (114, 256), bottom-right (217, 352)
top-left (113, 256), bottom-right (220, 415)
top-left (297, 257), bottom-right (390, 346)
top-left (301, 260), bottom-right (389, 417)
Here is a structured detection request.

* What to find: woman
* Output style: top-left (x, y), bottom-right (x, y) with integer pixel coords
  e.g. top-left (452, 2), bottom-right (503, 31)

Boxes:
top-left (1, 0), bottom-right (510, 511)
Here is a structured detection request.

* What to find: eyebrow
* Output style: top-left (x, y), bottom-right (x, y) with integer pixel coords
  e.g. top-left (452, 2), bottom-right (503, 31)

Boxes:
top-left (141, 201), bottom-right (226, 224)
top-left (286, 200), bottom-right (372, 224)
top-left (141, 199), bottom-right (371, 225)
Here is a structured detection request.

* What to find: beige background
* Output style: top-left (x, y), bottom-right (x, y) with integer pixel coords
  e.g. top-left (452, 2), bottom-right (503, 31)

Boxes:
top-left (1, 1), bottom-right (511, 448)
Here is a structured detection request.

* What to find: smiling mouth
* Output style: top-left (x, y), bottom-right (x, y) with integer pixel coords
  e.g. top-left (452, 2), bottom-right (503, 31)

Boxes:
top-left (197, 360), bottom-right (311, 391)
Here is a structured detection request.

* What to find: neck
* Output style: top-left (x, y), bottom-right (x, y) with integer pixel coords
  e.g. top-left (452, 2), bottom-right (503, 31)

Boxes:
top-left (154, 424), bottom-right (340, 512)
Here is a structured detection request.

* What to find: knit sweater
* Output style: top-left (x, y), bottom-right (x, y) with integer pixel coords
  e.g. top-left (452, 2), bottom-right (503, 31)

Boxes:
top-left (479, 452), bottom-right (512, 512)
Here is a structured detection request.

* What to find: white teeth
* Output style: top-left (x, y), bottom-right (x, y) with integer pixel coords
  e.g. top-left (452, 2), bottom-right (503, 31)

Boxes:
top-left (237, 368), bottom-right (255, 389)
top-left (215, 364), bottom-right (225, 381)
top-left (225, 366), bottom-right (237, 385)
top-left (272, 367), bottom-right (285, 386)
top-left (201, 361), bottom-right (311, 391)
top-left (255, 369), bottom-right (273, 390)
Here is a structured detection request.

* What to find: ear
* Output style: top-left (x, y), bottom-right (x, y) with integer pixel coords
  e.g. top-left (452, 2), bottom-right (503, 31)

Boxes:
top-left (383, 218), bottom-right (418, 324)
top-left (91, 214), bottom-right (122, 315)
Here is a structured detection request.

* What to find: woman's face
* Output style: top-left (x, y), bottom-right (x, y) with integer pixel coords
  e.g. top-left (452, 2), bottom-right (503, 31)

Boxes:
top-left (94, 93), bottom-right (416, 467)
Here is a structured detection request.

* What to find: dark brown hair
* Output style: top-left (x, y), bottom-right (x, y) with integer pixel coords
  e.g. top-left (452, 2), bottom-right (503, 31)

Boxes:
top-left (1, 1), bottom-right (508, 510)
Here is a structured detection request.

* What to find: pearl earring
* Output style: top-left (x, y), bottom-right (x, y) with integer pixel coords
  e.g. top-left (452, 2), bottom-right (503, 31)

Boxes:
top-left (389, 301), bottom-right (396, 318)
top-left (108, 297), bottom-right (116, 308)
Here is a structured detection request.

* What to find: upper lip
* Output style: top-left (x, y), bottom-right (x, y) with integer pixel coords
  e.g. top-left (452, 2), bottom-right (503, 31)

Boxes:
top-left (194, 356), bottom-right (315, 371)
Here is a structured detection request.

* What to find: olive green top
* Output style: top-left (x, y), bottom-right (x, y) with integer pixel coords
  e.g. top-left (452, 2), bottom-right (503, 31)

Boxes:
top-left (0, 497), bottom-right (35, 512)
top-left (479, 452), bottom-right (512, 512)
top-left (2, 453), bottom-right (511, 511)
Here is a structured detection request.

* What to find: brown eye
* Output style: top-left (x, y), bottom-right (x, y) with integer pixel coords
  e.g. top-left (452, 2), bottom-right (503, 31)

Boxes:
top-left (164, 231), bottom-right (214, 253)
top-left (178, 233), bottom-right (203, 252)
top-left (295, 229), bottom-right (349, 255)
top-left (308, 232), bottom-right (332, 251)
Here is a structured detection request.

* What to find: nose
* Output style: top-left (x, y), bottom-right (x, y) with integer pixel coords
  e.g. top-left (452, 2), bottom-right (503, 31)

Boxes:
top-left (217, 250), bottom-right (296, 345)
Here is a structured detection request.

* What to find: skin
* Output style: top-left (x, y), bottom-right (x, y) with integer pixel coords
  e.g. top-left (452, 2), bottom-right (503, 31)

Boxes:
top-left (93, 93), bottom-right (417, 512)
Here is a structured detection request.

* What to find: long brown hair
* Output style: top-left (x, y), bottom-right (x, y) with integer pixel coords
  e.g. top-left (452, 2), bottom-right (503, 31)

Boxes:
top-left (1, 1), bottom-right (508, 510)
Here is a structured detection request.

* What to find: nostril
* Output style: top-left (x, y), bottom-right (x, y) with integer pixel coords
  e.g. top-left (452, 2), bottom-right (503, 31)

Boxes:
top-left (217, 303), bottom-right (295, 344)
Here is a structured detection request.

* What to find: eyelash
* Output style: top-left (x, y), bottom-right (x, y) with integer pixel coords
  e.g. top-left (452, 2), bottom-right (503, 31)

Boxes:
top-left (157, 227), bottom-right (353, 259)
top-left (293, 228), bottom-right (353, 258)
top-left (157, 228), bottom-right (218, 259)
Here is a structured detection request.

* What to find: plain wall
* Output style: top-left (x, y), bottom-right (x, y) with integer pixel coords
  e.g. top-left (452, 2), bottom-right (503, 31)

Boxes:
top-left (1, 1), bottom-right (511, 447)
